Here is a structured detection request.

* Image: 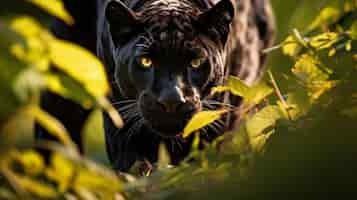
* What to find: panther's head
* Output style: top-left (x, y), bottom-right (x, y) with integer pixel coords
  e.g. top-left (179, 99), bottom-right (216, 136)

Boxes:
top-left (105, 0), bottom-right (234, 137)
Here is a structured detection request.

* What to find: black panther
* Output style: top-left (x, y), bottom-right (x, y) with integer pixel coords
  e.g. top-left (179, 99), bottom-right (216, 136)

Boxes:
top-left (37, 0), bottom-right (275, 172)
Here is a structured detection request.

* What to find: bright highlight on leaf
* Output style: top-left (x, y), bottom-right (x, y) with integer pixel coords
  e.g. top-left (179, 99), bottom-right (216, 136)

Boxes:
top-left (308, 7), bottom-right (341, 31)
top-left (158, 143), bottom-right (171, 169)
top-left (211, 76), bottom-right (273, 105)
top-left (28, 0), bottom-right (74, 25)
top-left (282, 36), bottom-right (301, 57)
top-left (246, 106), bottom-right (284, 138)
top-left (49, 39), bottom-right (110, 99)
top-left (30, 105), bottom-right (78, 151)
top-left (183, 109), bottom-right (229, 138)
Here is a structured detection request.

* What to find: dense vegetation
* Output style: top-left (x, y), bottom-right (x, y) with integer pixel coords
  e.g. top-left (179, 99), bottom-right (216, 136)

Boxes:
top-left (0, 0), bottom-right (356, 199)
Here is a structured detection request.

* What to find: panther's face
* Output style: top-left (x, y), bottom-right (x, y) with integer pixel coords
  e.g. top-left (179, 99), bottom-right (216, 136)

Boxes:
top-left (105, 0), bottom-right (234, 137)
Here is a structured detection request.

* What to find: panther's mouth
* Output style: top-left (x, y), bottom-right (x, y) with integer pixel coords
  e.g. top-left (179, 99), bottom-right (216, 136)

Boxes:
top-left (142, 111), bottom-right (195, 138)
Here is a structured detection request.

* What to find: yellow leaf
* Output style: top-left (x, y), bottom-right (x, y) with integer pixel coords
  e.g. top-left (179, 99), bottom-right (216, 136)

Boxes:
top-left (308, 7), bottom-right (341, 30)
top-left (349, 21), bottom-right (357, 39)
top-left (210, 76), bottom-right (273, 105)
top-left (46, 73), bottom-right (94, 109)
top-left (45, 153), bottom-right (75, 193)
top-left (227, 75), bottom-right (250, 97)
top-left (328, 48), bottom-right (336, 57)
top-left (30, 105), bottom-right (77, 150)
top-left (310, 80), bottom-right (338, 100)
top-left (210, 86), bottom-right (230, 96)
top-left (183, 110), bottom-right (229, 138)
top-left (158, 143), bottom-right (171, 169)
top-left (49, 39), bottom-right (110, 98)
top-left (345, 41), bottom-right (352, 51)
top-left (18, 176), bottom-right (58, 198)
top-left (10, 16), bottom-right (51, 71)
top-left (17, 151), bottom-right (45, 176)
top-left (98, 97), bottom-right (123, 128)
top-left (309, 32), bottom-right (339, 50)
top-left (246, 106), bottom-right (284, 138)
top-left (282, 36), bottom-right (300, 57)
top-left (28, 0), bottom-right (74, 25)
top-left (10, 16), bottom-right (44, 38)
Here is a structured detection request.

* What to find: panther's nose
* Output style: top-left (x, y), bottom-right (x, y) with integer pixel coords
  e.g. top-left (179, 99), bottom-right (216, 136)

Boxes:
top-left (157, 86), bottom-right (186, 113)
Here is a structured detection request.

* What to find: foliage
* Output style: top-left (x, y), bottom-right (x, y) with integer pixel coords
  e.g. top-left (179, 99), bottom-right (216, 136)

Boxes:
top-left (1, 0), bottom-right (357, 199)
top-left (0, 1), bottom-right (123, 199)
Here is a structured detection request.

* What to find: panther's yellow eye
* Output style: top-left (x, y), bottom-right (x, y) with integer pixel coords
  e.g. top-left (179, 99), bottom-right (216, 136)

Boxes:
top-left (140, 57), bottom-right (153, 68)
top-left (191, 58), bottom-right (203, 69)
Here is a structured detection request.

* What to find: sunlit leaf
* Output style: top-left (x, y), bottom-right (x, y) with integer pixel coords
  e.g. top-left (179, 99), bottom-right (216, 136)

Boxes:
top-left (211, 76), bottom-right (273, 105)
top-left (10, 16), bottom-right (44, 38)
top-left (250, 130), bottom-right (274, 153)
top-left (308, 6), bottom-right (341, 30)
top-left (309, 32), bottom-right (339, 50)
top-left (16, 176), bottom-right (58, 198)
top-left (310, 80), bottom-right (338, 100)
top-left (49, 39), bottom-right (110, 99)
top-left (16, 151), bottom-right (45, 177)
top-left (210, 86), bottom-right (230, 96)
top-left (282, 36), bottom-right (301, 57)
top-left (226, 75), bottom-right (250, 97)
top-left (328, 48), bottom-right (336, 57)
top-left (9, 16), bottom-right (51, 72)
top-left (30, 105), bottom-right (77, 150)
top-left (183, 109), bottom-right (229, 138)
top-left (158, 143), bottom-right (171, 169)
top-left (292, 54), bottom-right (330, 83)
top-left (45, 153), bottom-right (75, 193)
top-left (28, 0), bottom-right (74, 25)
top-left (97, 97), bottom-right (123, 128)
top-left (246, 106), bottom-right (284, 138)
top-left (46, 73), bottom-right (94, 109)
top-left (348, 20), bottom-right (357, 39)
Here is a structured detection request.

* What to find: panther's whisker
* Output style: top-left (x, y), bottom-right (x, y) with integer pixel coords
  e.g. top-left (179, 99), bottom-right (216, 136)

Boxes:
top-left (203, 100), bottom-right (236, 109)
top-left (206, 100), bottom-right (236, 108)
top-left (125, 118), bottom-right (144, 150)
top-left (202, 103), bottom-right (217, 110)
top-left (122, 110), bottom-right (141, 122)
top-left (118, 103), bottom-right (138, 113)
top-left (112, 100), bottom-right (137, 105)
top-left (174, 138), bottom-right (183, 151)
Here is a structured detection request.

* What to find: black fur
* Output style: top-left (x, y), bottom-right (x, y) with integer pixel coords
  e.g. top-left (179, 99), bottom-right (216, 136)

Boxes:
top-left (37, 0), bottom-right (275, 172)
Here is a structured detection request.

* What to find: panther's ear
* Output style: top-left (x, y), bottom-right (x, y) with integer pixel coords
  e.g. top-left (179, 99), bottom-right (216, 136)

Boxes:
top-left (197, 0), bottom-right (235, 45)
top-left (105, 0), bottom-right (140, 46)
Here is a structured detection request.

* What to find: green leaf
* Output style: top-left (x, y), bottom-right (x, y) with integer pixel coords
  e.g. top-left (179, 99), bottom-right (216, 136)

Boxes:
top-left (210, 86), bottom-right (231, 96)
top-left (16, 151), bottom-right (45, 177)
top-left (49, 39), bottom-right (110, 99)
top-left (292, 54), bottom-right (330, 83)
top-left (211, 76), bottom-right (273, 105)
top-left (46, 73), bottom-right (94, 109)
top-left (246, 106), bottom-right (284, 138)
top-left (19, 177), bottom-right (58, 198)
top-left (226, 75), bottom-right (250, 97)
top-left (183, 109), bottom-right (229, 138)
top-left (308, 6), bottom-right (341, 31)
top-left (348, 20), bottom-right (357, 39)
top-left (30, 105), bottom-right (78, 150)
top-left (309, 32), bottom-right (339, 50)
top-left (158, 143), bottom-right (171, 170)
top-left (282, 36), bottom-right (301, 57)
top-left (28, 0), bottom-right (74, 25)
top-left (45, 153), bottom-right (75, 193)
top-left (97, 98), bottom-right (123, 128)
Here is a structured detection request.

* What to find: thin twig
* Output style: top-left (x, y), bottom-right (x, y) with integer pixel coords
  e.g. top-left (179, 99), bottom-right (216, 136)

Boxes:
top-left (268, 70), bottom-right (292, 120)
